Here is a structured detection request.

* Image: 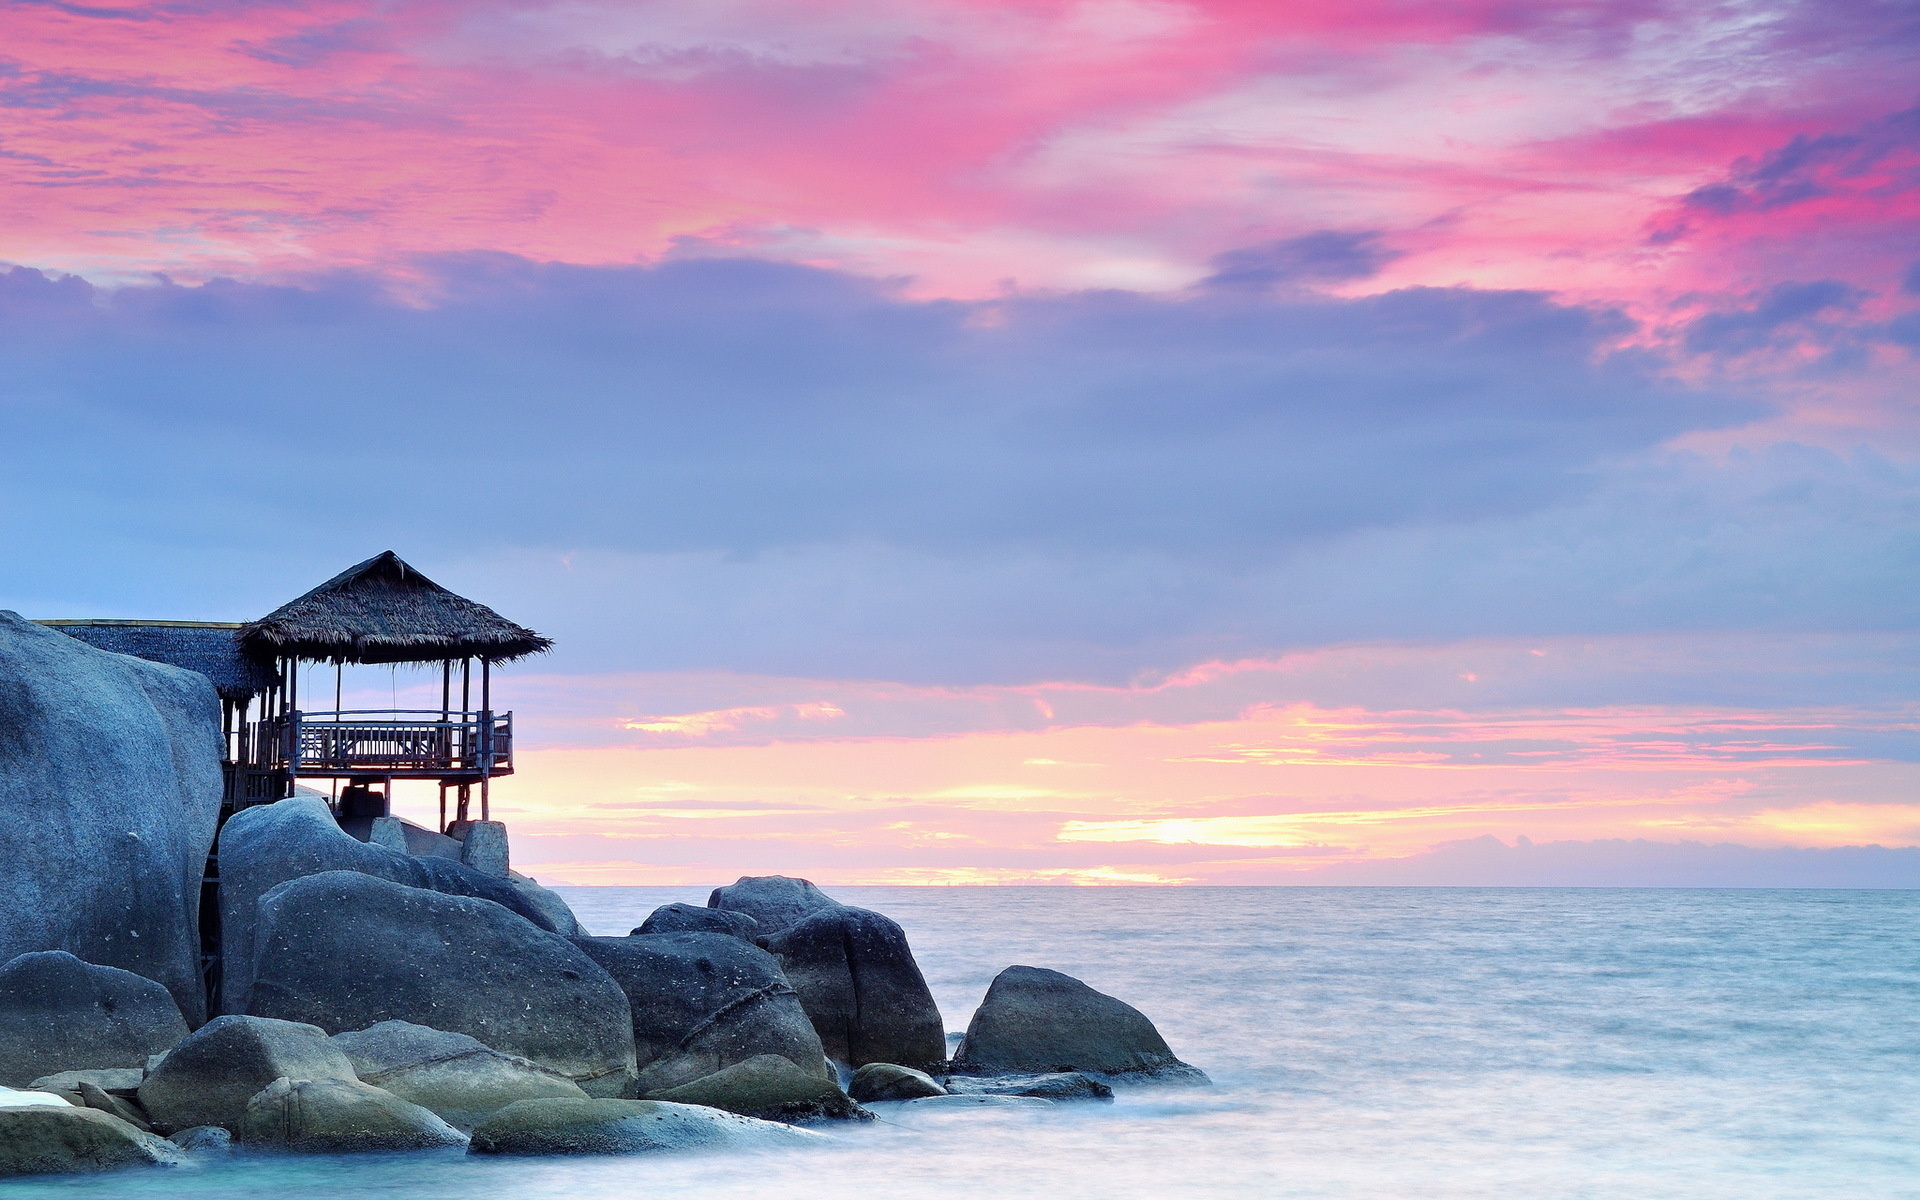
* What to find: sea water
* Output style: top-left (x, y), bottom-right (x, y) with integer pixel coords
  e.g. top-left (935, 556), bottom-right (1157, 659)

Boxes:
top-left (7, 887), bottom-right (1919, 1199)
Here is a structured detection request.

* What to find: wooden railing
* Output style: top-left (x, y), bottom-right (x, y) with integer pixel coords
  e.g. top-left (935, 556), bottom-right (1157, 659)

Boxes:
top-left (251, 710), bottom-right (513, 780)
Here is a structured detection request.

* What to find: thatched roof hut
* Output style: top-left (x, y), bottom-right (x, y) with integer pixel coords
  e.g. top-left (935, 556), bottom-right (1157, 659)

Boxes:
top-left (236, 551), bottom-right (552, 665)
top-left (41, 620), bottom-right (280, 701)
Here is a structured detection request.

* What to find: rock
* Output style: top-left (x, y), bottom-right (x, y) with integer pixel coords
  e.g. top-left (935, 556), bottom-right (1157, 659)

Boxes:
top-left (217, 797), bottom-right (566, 1013)
top-left (848, 1062), bottom-right (946, 1102)
top-left (248, 871), bottom-right (636, 1098)
top-left (332, 1020), bottom-right (588, 1129)
top-left (634, 903), bottom-right (759, 941)
top-left (167, 1125), bottom-right (232, 1154)
top-left (77, 1082), bottom-right (152, 1130)
top-left (572, 933), bottom-right (827, 1093)
top-left (0, 951), bottom-right (190, 1087)
top-left (645, 1054), bottom-right (869, 1124)
top-left (508, 872), bottom-right (583, 938)
top-left (0, 614), bottom-right (223, 1024)
top-left (240, 1077), bottom-right (467, 1152)
top-left (951, 966), bottom-right (1208, 1083)
top-left (367, 816), bottom-right (410, 852)
top-left (0, 1086), bottom-right (74, 1109)
top-left (138, 1014), bottom-right (357, 1133)
top-left (887, 1094), bottom-right (1054, 1112)
top-left (455, 821), bottom-right (510, 877)
top-left (943, 1071), bottom-right (1113, 1102)
top-left (706, 875), bottom-right (840, 935)
top-left (762, 906), bottom-right (946, 1071)
top-left (467, 1097), bottom-right (827, 1156)
top-left (29, 1069), bottom-right (143, 1096)
top-left (0, 1106), bottom-right (187, 1177)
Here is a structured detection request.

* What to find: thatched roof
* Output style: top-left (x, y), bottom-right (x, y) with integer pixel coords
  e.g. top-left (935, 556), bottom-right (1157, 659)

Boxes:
top-left (237, 551), bottom-right (553, 665)
top-left (41, 620), bottom-right (280, 700)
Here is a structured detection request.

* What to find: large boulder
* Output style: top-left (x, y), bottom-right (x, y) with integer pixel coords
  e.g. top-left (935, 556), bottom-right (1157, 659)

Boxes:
top-left (0, 614), bottom-right (223, 1024)
top-left (636, 903), bottom-right (759, 941)
top-left (467, 1097), bottom-right (826, 1156)
top-left (848, 1062), bottom-right (946, 1102)
top-left (706, 875), bottom-right (840, 935)
top-left (509, 873), bottom-right (583, 937)
top-left (950, 966), bottom-right (1208, 1083)
top-left (217, 797), bottom-right (567, 1013)
top-left (332, 1020), bottom-right (588, 1129)
top-left (138, 1014), bottom-right (357, 1133)
top-left (646, 1054), bottom-right (868, 1124)
top-left (239, 1077), bottom-right (467, 1152)
top-left (762, 906), bottom-right (946, 1071)
top-left (0, 951), bottom-right (190, 1087)
top-left (247, 871), bottom-right (636, 1097)
top-left (0, 1106), bottom-right (186, 1177)
top-left (571, 933), bottom-right (827, 1094)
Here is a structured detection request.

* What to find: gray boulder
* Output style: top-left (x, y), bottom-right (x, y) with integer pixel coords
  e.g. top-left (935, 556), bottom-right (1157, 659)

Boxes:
top-left (645, 1054), bottom-right (869, 1124)
top-left (467, 1097), bottom-right (826, 1156)
top-left (706, 875), bottom-right (840, 935)
top-left (240, 1077), bottom-right (467, 1152)
top-left (509, 873), bottom-right (584, 938)
top-left (77, 1081), bottom-right (152, 1130)
top-left (138, 1014), bottom-right (357, 1133)
top-left (332, 1020), bottom-right (588, 1129)
top-left (943, 1071), bottom-right (1113, 1101)
top-left (762, 906), bottom-right (946, 1071)
top-left (635, 903), bottom-right (759, 941)
top-left (0, 951), bottom-right (190, 1087)
top-left (167, 1125), bottom-right (232, 1154)
top-left (0, 613), bottom-right (223, 1024)
top-left (572, 933), bottom-right (827, 1094)
top-left (848, 1062), bottom-right (946, 1102)
top-left (217, 797), bottom-right (566, 1013)
top-left (0, 1106), bottom-right (186, 1177)
top-left (248, 871), bottom-right (636, 1098)
top-left (951, 966), bottom-right (1208, 1083)
top-left (29, 1069), bottom-right (143, 1096)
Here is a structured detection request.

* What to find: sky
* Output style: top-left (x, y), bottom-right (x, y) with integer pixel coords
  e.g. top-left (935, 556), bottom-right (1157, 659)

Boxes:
top-left (3, 0), bottom-right (1919, 885)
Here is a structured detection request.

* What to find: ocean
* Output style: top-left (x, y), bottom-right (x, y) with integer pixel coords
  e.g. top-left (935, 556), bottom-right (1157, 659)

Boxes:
top-left (8, 886), bottom-right (1919, 1199)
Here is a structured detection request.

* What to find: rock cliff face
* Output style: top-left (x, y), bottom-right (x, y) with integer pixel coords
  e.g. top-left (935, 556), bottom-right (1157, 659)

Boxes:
top-left (0, 613), bottom-right (224, 1024)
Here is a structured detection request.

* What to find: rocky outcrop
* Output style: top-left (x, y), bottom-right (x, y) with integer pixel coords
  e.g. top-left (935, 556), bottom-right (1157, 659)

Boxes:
top-left (848, 1062), bottom-right (946, 1102)
top-left (0, 951), bottom-right (190, 1087)
top-left (0, 614), bottom-right (223, 1024)
top-left (706, 875), bottom-right (840, 935)
top-left (467, 1097), bottom-right (827, 1156)
top-left (635, 903), bottom-right (759, 941)
top-left (0, 1106), bottom-right (186, 1177)
top-left (572, 932), bottom-right (827, 1094)
top-left (239, 1077), bottom-right (468, 1152)
top-left (248, 871), bottom-right (636, 1097)
top-left (644, 1054), bottom-right (869, 1124)
top-left (332, 1020), bottom-right (588, 1129)
top-left (217, 798), bottom-right (567, 1013)
top-left (762, 906), bottom-right (946, 1071)
top-left (138, 1014), bottom-right (357, 1133)
top-left (950, 966), bottom-right (1207, 1083)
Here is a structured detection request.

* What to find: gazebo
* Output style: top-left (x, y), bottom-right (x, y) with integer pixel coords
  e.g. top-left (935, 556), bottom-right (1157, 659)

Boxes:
top-left (235, 551), bottom-right (552, 830)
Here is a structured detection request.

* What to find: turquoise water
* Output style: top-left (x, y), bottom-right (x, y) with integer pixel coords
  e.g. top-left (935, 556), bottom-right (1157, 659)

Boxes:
top-left (8, 887), bottom-right (1920, 1199)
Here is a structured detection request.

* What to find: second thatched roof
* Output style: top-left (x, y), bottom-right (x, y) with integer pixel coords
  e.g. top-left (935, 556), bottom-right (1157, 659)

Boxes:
top-left (237, 551), bottom-right (553, 665)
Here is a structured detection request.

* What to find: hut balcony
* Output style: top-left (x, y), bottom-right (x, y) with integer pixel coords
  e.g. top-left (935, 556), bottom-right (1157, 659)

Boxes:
top-left (252, 708), bottom-right (514, 781)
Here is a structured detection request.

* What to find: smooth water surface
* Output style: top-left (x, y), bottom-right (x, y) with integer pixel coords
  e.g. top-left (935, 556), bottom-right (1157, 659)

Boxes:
top-left (9, 887), bottom-right (1918, 1199)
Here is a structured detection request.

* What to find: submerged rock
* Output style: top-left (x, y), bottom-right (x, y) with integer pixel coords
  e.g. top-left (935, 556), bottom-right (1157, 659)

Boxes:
top-left (884, 1094), bottom-right (1053, 1112)
top-left (573, 932), bottom-right (827, 1094)
top-left (167, 1125), bottom-right (232, 1155)
top-left (0, 614), bottom-right (223, 1025)
top-left (762, 906), bottom-right (946, 1071)
top-left (247, 871), bottom-right (636, 1098)
top-left (0, 1106), bottom-right (186, 1177)
top-left (0, 951), bottom-right (190, 1088)
top-left (332, 1020), bottom-right (588, 1129)
top-left (217, 798), bottom-right (566, 1013)
top-left (950, 966), bottom-right (1208, 1084)
top-left (467, 1097), bottom-right (827, 1156)
top-left (138, 1014), bottom-right (357, 1134)
top-left (645, 1054), bottom-right (869, 1124)
top-left (943, 1071), bottom-right (1113, 1102)
top-left (240, 1077), bottom-right (468, 1152)
top-left (634, 904), bottom-right (760, 941)
top-left (847, 1062), bottom-right (947, 1102)
top-left (706, 876), bottom-right (841, 936)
